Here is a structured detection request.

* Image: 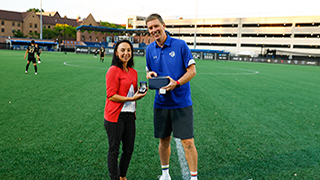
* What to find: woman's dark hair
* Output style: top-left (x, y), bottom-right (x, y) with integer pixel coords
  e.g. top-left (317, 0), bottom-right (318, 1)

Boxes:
top-left (111, 39), bottom-right (134, 69)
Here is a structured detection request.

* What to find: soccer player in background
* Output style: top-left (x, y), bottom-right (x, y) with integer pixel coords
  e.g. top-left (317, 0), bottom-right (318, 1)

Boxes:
top-left (145, 14), bottom-right (198, 180)
top-left (35, 43), bottom-right (42, 63)
top-left (24, 40), bottom-right (38, 75)
top-left (100, 46), bottom-right (105, 62)
top-left (94, 48), bottom-right (98, 58)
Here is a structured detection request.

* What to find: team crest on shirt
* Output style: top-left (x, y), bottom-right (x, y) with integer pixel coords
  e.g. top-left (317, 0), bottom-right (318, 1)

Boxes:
top-left (169, 51), bottom-right (175, 57)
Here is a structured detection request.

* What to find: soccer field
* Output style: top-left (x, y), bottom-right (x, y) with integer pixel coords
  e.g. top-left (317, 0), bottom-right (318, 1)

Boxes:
top-left (1, 49), bottom-right (320, 179)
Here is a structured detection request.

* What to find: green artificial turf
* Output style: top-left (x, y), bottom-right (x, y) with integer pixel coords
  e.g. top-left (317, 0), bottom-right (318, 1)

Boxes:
top-left (0, 49), bottom-right (319, 179)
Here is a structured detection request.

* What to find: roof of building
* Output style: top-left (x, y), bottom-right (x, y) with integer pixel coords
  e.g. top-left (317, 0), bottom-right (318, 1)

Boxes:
top-left (0, 9), bottom-right (81, 26)
top-left (41, 14), bottom-right (80, 26)
top-left (36, 11), bottom-right (59, 17)
top-left (0, 9), bottom-right (30, 21)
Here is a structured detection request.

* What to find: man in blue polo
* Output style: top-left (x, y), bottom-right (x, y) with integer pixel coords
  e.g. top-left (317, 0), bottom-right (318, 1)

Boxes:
top-left (145, 13), bottom-right (198, 180)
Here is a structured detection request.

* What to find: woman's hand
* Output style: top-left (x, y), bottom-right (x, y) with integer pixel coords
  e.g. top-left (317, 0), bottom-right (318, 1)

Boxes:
top-left (132, 88), bottom-right (148, 100)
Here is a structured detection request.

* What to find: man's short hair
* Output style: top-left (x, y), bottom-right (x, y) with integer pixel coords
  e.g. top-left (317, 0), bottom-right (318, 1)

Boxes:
top-left (146, 13), bottom-right (165, 25)
top-left (31, 40), bottom-right (35, 44)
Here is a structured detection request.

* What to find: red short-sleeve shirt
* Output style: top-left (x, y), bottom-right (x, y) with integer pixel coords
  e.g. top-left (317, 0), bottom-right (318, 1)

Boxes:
top-left (104, 66), bottom-right (138, 122)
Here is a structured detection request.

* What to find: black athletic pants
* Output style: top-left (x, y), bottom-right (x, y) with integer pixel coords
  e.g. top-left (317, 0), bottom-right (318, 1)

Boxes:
top-left (104, 112), bottom-right (136, 180)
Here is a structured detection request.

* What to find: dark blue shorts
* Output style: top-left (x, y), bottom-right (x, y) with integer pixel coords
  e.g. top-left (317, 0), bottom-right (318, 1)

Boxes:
top-left (154, 105), bottom-right (194, 139)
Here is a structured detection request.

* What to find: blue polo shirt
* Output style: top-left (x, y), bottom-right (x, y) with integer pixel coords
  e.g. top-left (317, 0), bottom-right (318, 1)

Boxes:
top-left (146, 35), bottom-right (195, 109)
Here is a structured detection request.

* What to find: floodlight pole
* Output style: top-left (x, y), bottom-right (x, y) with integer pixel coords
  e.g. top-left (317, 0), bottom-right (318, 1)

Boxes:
top-left (40, 0), bottom-right (43, 39)
top-left (193, 0), bottom-right (198, 49)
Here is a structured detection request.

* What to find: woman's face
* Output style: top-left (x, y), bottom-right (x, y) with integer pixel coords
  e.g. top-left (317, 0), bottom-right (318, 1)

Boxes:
top-left (116, 42), bottom-right (132, 65)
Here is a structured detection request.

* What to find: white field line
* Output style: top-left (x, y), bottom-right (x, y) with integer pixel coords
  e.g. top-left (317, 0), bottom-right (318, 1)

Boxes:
top-left (64, 61), bottom-right (258, 75)
top-left (197, 68), bottom-right (259, 75)
top-left (197, 72), bottom-right (258, 75)
top-left (63, 61), bottom-right (145, 72)
top-left (63, 61), bottom-right (108, 70)
top-left (195, 65), bottom-right (259, 75)
top-left (174, 138), bottom-right (190, 180)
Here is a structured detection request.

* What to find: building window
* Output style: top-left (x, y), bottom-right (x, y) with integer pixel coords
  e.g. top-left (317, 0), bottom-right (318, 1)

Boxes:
top-left (30, 30), bottom-right (32, 33)
top-left (35, 24), bottom-right (37, 28)
top-left (48, 25), bottom-right (51, 28)
top-left (12, 22), bottom-right (15, 26)
top-left (82, 36), bottom-right (84, 41)
top-left (1, 21), bottom-right (4, 25)
top-left (18, 29), bottom-right (20, 32)
top-left (17, 22), bottom-right (20, 27)
top-left (1, 28), bottom-right (4, 33)
top-left (30, 23), bottom-right (32, 28)
top-left (89, 36), bottom-right (92, 41)
top-left (128, 18), bottom-right (133, 28)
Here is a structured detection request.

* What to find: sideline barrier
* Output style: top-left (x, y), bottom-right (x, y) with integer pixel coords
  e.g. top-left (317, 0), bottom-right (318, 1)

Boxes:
top-left (75, 47), bottom-right (145, 56)
top-left (191, 49), bottom-right (230, 60)
top-left (74, 46), bottom-right (319, 66)
top-left (231, 57), bottom-right (319, 66)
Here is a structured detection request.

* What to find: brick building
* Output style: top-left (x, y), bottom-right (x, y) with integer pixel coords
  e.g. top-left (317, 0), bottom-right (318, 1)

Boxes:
top-left (0, 9), bottom-right (99, 39)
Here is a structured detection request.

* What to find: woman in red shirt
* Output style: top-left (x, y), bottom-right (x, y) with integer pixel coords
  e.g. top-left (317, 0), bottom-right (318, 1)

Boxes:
top-left (104, 40), bottom-right (147, 180)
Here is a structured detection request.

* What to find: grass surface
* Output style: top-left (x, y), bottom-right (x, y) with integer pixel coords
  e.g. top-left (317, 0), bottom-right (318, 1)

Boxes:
top-left (0, 49), bottom-right (319, 179)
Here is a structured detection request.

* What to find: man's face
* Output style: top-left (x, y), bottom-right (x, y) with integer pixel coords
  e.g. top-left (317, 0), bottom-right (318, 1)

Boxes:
top-left (147, 19), bottom-right (166, 42)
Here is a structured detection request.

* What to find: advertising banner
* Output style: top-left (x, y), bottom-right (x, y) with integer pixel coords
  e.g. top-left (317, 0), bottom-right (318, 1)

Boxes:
top-left (133, 49), bottom-right (145, 56)
top-left (76, 47), bottom-right (89, 54)
top-left (203, 53), bottom-right (215, 60)
top-left (218, 53), bottom-right (229, 60)
top-left (192, 52), bottom-right (202, 59)
top-left (105, 48), bottom-right (114, 55)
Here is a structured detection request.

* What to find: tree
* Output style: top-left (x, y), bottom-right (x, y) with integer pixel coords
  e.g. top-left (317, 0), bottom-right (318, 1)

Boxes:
top-left (13, 31), bottom-right (27, 38)
top-left (100, 21), bottom-right (125, 29)
top-left (54, 24), bottom-right (77, 42)
top-left (42, 28), bottom-right (57, 39)
top-left (26, 8), bottom-right (44, 12)
top-left (28, 31), bottom-right (40, 39)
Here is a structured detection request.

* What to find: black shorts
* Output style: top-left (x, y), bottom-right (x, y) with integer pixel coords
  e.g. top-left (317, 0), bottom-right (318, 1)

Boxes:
top-left (28, 58), bottom-right (36, 63)
top-left (154, 105), bottom-right (194, 139)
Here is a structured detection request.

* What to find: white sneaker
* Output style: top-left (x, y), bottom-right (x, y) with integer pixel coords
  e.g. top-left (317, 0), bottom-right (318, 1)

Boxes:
top-left (35, 72), bottom-right (37, 75)
top-left (25, 71), bottom-right (28, 74)
top-left (158, 174), bottom-right (171, 180)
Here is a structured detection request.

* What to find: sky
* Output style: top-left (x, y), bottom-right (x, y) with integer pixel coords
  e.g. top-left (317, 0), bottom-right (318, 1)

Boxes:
top-left (1, 0), bottom-right (320, 24)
